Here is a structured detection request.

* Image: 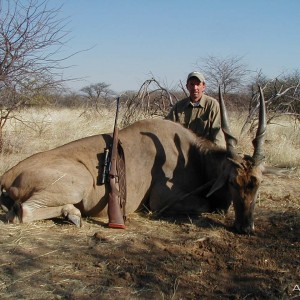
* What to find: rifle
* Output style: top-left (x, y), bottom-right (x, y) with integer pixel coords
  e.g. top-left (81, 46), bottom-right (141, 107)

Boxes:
top-left (107, 96), bottom-right (126, 229)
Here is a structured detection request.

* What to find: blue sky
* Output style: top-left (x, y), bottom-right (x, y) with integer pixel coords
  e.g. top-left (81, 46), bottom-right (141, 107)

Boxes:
top-left (51, 0), bottom-right (300, 93)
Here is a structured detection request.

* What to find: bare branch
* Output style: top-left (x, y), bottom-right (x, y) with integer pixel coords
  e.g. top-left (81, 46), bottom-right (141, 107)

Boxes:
top-left (0, 0), bottom-right (78, 150)
top-left (196, 55), bottom-right (250, 94)
top-left (120, 77), bottom-right (180, 127)
top-left (241, 72), bottom-right (300, 135)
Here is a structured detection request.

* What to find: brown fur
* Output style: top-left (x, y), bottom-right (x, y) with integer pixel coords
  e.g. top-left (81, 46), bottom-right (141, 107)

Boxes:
top-left (0, 119), bottom-right (263, 233)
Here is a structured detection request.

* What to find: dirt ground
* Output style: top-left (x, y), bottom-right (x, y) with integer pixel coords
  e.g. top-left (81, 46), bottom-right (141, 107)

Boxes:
top-left (0, 173), bottom-right (299, 300)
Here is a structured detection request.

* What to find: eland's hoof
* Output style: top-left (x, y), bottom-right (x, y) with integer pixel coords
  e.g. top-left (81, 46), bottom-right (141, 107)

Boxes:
top-left (67, 214), bottom-right (82, 227)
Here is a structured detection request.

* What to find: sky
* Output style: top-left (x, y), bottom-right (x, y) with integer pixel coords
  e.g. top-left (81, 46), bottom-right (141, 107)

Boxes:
top-left (48, 0), bottom-right (300, 93)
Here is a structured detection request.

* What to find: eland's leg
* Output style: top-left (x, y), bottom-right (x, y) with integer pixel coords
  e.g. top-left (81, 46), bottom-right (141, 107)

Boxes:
top-left (7, 202), bottom-right (82, 227)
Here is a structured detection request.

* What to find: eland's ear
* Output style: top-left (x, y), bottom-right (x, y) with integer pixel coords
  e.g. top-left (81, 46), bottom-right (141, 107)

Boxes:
top-left (206, 172), bottom-right (227, 197)
top-left (206, 157), bottom-right (241, 197)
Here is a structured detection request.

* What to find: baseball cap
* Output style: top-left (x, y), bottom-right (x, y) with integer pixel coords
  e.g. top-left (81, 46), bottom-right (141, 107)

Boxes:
top-left (187, 71), bottom-right (205, 83)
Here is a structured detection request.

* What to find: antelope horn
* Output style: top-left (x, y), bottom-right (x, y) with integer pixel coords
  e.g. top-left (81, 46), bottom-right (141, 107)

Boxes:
top-left (252, 85), bottom-right (266, 165)
top-left (218, 86), bottom-right (237, 157)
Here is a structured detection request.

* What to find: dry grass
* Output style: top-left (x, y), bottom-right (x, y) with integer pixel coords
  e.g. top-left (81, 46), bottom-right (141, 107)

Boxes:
top-left (1, 107), bottom-right (299, 175)
top-left (229, 111), bottom-right (300, 172)
top-left (264, 117), bottom-right (300, 168)
top-left (1, 107), bottom-right (115, 173)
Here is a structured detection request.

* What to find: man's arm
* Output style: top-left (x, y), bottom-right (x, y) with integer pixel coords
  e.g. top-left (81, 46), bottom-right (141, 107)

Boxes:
top-left (209, 102), bottom-right (226, 148)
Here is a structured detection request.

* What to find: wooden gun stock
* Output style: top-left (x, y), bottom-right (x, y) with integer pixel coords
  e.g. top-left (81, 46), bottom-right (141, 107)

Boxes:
top-left (108, 97), bottom-right (125, 229)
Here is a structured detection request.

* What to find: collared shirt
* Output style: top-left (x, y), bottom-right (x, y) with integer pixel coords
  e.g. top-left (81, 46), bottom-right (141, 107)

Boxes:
top-left (166, 94), bottom-right (225, 147)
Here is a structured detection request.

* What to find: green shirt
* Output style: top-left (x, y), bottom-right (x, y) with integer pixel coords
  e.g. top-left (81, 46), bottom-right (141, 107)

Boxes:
top-left (166, 94), bottom-right (225, 147)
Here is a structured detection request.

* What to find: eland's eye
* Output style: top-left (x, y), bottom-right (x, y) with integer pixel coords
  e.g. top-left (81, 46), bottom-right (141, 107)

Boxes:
top-left (248, 176), bottom-right (259, 189)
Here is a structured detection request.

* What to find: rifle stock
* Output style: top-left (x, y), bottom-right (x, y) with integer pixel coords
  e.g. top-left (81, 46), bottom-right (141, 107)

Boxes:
top-left (108, 97), bottom-right (125, 229)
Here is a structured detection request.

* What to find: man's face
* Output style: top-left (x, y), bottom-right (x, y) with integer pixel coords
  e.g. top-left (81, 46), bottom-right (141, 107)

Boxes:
top-left (186, 77), bottom-right (206, 102)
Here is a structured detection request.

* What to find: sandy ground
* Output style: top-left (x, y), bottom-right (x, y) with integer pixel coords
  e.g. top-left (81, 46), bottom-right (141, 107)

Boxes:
top-left (0, 173), bottom-right (299, 300)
